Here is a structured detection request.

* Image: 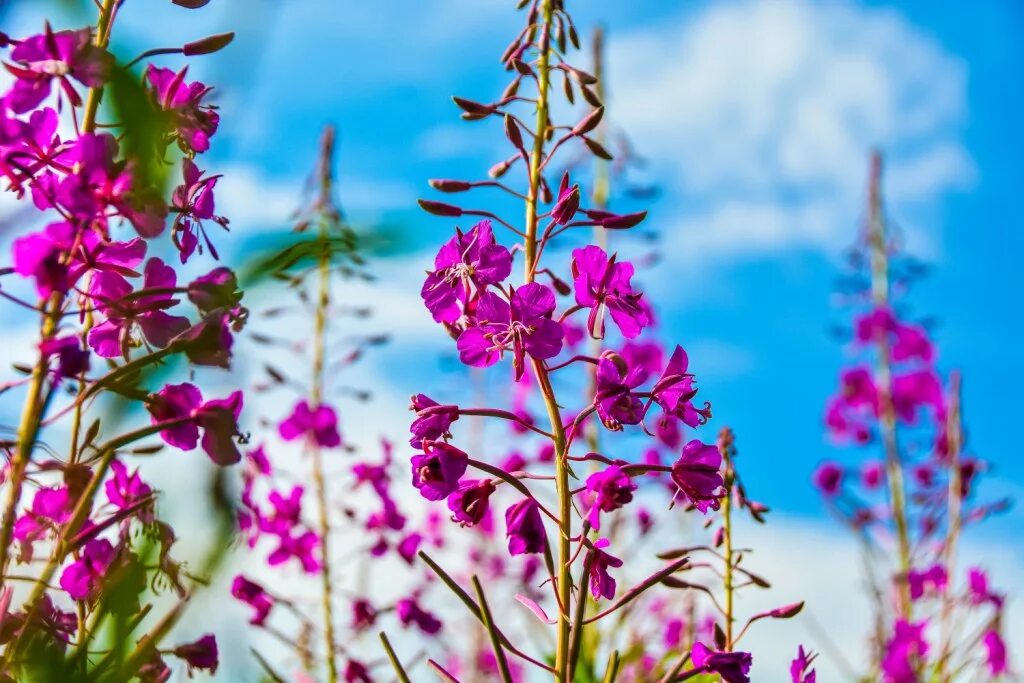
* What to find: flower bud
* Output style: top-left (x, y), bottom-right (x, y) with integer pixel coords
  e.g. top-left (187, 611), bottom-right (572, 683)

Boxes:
top-left (584, 136), bottom-right (613, 160)
top-left (551, 176), bottom-right (579, 225)
top-left (183, 32), bottom-right (235, 56)
top-left (429, 179), bottom-right (472, 193)
top-left (504, 113), bottom-right (524, 150)
top-left (417, 199), bottom-right (463, 217)
top-left (573, 106), bottom-right (604, 136)
top-left (172, 0), bottom-right (211, 7)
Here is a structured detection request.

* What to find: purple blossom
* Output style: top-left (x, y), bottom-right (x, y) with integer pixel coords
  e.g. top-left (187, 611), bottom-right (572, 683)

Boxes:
top-left (147, 383), bottom-right (243, 465)
top-left (6, 26), bottom-right (112, 113)
top-left (571, 245), bottom-right (649, 339)
top-left (653, 345), bottom-right (711, 427)
top-left (59, 538), bottom-right (115, 601)
top-left (670, 440), bottom-right (724, 513)
top-left (505, 498), bottom-right (546, 555)
top-left (447, 479), bottom-right (496, 527)
top-left (396, 596), bottom-right (442, 635)
top-left (812, 462), bottom-right (843, 497)
top-left (691, 642), bottom-right (752, 683)
top-left (588, 538), bottom-right (623, 600)
top-left (39, 334), bottom-right (89, 380)
top-left (583, 465), bottom-right (636, 531)
top-left (881, 620), bottom-right (928, 683)
top-left (278, 400), bottom-right (342, 448)
top-left (593, 352), bottom-right (645, 430)
top-left (421, 220), bottom-right (512, 323)
top-left (410, 440), bottom-right (468, 501)
top-left (907, 564), bottom-right (948, 601)
top-left (231, 575), bottom-right (274, 625)
top-left (409, 393), bottom-right (459, 448)
top-left (88, 257), bottom-right (189, 359)
top-left (171, 634), bottom-right (218, 676)
top-left (105, 460), bottom-right (153, 522)
top-left (146, 66), bottom-right (220, 153)
top-left (457, 282), bottom-right (564, 379)
top-left (983, 630), bottom-right (1008, 676)
top-left (790, 646), bottom-right (817, 683)
top-left (268, 529), bottom-right (320, 574)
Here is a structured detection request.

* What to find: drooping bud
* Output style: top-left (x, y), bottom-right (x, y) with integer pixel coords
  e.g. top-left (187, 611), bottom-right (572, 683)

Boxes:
top-left (573, 106), bottom-right (604, 136)
top-left (550, 173), bottom-right (580, 225)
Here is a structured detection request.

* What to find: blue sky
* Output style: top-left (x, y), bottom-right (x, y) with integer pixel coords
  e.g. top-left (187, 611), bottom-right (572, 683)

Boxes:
top-left (3, 0), bottom-right (1024, 678)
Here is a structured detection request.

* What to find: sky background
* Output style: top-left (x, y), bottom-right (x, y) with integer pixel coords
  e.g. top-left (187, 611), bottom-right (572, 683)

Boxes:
top-left (3, 0), bottom-right (1024, 680)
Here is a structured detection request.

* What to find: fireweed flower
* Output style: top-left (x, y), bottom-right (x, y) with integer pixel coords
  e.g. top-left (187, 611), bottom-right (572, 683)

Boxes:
top-left (39, 334), bottom-right (89, 380)
top-left (147, 382), bottom-right (243, 465)
top-left (171, 634), bottom-right (218, 675)
top-left (171, 159), bottom-right (227, 262)
top-left (571, 245), bottom-right (649, 339)
top-left (456, 282), bottom-right (564, 379)
top-left (790, 646), bottom-right (817, 683)
top-left (505, 497), bottom-right (546, 556)
top-left (854, 308), bottom-right (934, 363)
top-left (881, 620), bottom-right (929, 683)
top-left (421, 220), bottom-right (512, 323)
top-left (588, 538), bottom-right (623, 600)
top-left (231, 575), bottom-right (274, 625)
top-left (408, 393), bottom-right (459, 448)
top-left (278, 400), bottom-right (342, 448)
top-left (824, 366), bottom-right (877, 443)
top-left (59, 538), bottom-right (115, 601)
top-left (145, 65), bottom-right (219, 154)
top-left (88, 257), bottom-right (190, 358)
top-left (410, 440), bottom-right (468, 501)
top-left (105, 460), bottom-right (154, 522)
top-left (447, 478), bottom-right (496, 527)
top-left (812, 462), bottom-right (843, 497)
top-left (691, 642), bottom-right (752, 683)
top-left (396, 596), bottom-right (442, 635)
top-left (5, 26), bottom-right (113, 113)
top-left (593, 351), bottom-right (645, 430)
top-left (653, 345), bottom-right (711, 427)
top-left (670, 440), bottom-right (724, 513)
top-left (983, 630), bottom-right (1008, 676)
top-left (583, 465), bottom-right (636, 531)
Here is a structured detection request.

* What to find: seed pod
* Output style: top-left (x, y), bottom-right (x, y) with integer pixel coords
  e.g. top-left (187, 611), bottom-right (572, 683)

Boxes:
top-left (429, 179), bottom-right (472, 193)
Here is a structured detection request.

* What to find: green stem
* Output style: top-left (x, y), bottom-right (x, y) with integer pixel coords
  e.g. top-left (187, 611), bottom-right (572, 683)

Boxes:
top-left (379, 632), bottom-right (411, 683)
top-left (936, 371), bottom-right (963, 682)
top-left (310, 125), bottom-right (339, 683)
top-left (721, 444), bottom-right (735, 650)
top-left (866, 152), bottom-right (913, 620)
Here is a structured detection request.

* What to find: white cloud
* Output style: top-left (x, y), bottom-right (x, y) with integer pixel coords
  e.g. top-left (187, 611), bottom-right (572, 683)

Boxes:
top-left (608, 0), bottom-right (972, 264)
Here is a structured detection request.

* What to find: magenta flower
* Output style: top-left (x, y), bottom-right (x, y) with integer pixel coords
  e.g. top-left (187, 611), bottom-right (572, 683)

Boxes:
top-left (147, 383), bottom-right (243, 465)
top-left (11, 221), bottom-right (76, 297)
top-left (619, 339), bottom-right (664, 384)
top-left (171, 634), bottom-right (218, 676)
top-left (88, 257), bottom-right (189, 359)
top-left (231, 575), bottom-right (274, 625)
top-left (967, 567), bottom-right (1003, 607)
top-left (268, 529), bottom-right (320, 574)
top-left (982, 630), bottom-right (1008, 676)
top-left (691, 642), bottom-right (752, 683)
top-left (593, 352), bottom-right (645, 430)
top-left (670, 440), bottom-right (724, 513)
top-left (421, 220), bottom-right (512, 323)
top-left (396, 596), bottom-right (442, 635)
top-left (409, 393), bottom-right (459, 448)
top-left (588, 537), bottom-right (623, 600)
top-left (177, 311), bottom-right (236, 368)
top-left (40, 334), bottom-right (89, 380)
top-left (861, 460), bottom-right (885, 489)
top-left (881, 620), bottom-right (929, 683)
top-left (171, 159), bottom-right (227, 262)
top-left (812, 462), bottom-right (843, 497)
top-left (457, 283), bottom-right (564, 379)
top-left (350, 599), bottom-right (377, 632)
top-left (259, 486), bottom-right (304, 536)
top-left (892, 369), bottom-right (944, 424)
top-left (105, 460), bottom-right (153, 522)
top-left (790, 646), bottom-right (817, 683)
top-left (854, 308), bottom-right (934, 363)
top-left (59, 538), bottom-right (115, 601)
top-left (278, 400), bottom-right (341, 448)
top-left (345, 660), bottom-right (373, 683)
top-left (397, 533), bottom-right (422, 564)
top-left (825, 366), bottom-right (878, 443)
top-left (505, 497), bottom-right (546, 555)
top-left (583, 465), bottom-right (636, 531)
top-left (13, 486), bottom-right (71, 561)
top-left (146, 66), bottom-right (220, 153)
top-left (447, 479), bottom-right (496, 527)
top-left (187, 267), bottom-right (242, 315)
top-left (410, 440), bottom-right (468, 501)
top-left (6, 26), bottom-right (113, 112)
top-left (653, 345), bottom-right (711, 427)
top-left (571, 245), bottom-right (649, 339)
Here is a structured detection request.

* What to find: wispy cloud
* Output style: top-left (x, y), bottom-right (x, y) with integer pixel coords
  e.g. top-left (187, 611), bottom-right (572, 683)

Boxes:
top-left (608, 0), bottom-right (972, 264)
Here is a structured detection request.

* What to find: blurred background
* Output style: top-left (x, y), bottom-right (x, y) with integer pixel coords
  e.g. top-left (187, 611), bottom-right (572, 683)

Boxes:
top-left (1, 0), bottom-right (1022, 680)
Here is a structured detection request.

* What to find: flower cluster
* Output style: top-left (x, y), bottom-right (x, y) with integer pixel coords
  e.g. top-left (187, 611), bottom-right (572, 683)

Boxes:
top-left (398, 2), bottom-right (810, 680)
top-left (0, 3), bottom-right (244, 678)
top-left (814, 153), bottom-right (1011, 680)
top-left (230, 126), bottom-right (444, 682)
